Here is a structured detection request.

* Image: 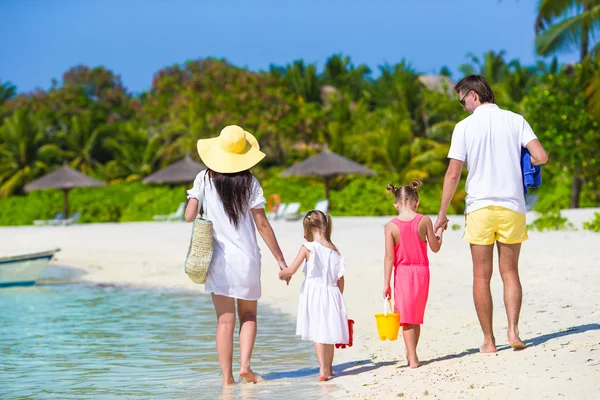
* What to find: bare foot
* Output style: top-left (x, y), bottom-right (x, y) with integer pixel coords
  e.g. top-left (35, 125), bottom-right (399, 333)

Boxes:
top-left (479, 342), bottom-right (497, 353)
top-left (239, 369), bottom-right (257, 384)
top-left (222, 376), bottom-right (236, 386)
top-left (319, 367), bottom-right (332, 382)
top-left (509, 337), bottom-right (527, 350)
top-left (407, 355), bottom-right (420, 368)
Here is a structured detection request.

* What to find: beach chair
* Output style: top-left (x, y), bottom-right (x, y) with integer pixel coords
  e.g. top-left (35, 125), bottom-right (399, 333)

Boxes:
top-left (153, 202), bottom-right (186, 221)
top-left (275, 203), bottom-right (288, 220)
top-left (283, 202), bottom-right (302, 221)
top-left (267, 203), bottom-right (288, 220)
top-left (525, 194), bottom-right (539, 211)
top-left (61, 212), bottom-right (81, 226)
top-left (314, 199), bottom-right (329, 214)
top-left (34, 212), bottom-right (65, 226)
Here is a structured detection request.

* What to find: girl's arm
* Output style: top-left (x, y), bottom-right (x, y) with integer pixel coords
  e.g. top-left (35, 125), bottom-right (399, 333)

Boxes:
top-left (383, 223), bottom-right (396, 299)
top-left (337, 276), bottom-right (345, 295)
top-left (279, 246), bottom-right (308, 279)
top-left (423, 216), bottom-right (443, 253)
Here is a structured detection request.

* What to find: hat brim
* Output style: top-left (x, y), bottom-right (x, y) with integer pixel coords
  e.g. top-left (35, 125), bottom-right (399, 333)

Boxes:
top-left (197, 131), bottom-right (266, 173)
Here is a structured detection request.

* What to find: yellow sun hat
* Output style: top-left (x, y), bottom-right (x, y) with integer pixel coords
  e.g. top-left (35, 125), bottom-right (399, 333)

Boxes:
top-left (197, 125), bottom-right (266, 173)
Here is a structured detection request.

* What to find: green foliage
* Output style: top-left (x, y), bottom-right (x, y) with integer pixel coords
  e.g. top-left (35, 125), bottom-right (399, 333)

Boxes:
top-left (582, 212), bottom-right (600, 232)
top-left (0, 174), bottom-right (463, 225)
top-left (1, 49), bottom-right (599, 221)
top-left (528, 212), bottom-right (575, 232)
top-left (0, 108), bottom-right (59, 197)
top-left (534, 0), bottom-right (598, 62)
top-left (521, 65), bottom-right (600, 206)
top-left (0, 182), bottom-right (181, 226)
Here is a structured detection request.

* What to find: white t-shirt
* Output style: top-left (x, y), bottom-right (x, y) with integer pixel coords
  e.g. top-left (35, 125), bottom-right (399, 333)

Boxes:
top-left (448, 104), bottom-right (537, 214)
top-left (186, 170), bottom-right (266, 300)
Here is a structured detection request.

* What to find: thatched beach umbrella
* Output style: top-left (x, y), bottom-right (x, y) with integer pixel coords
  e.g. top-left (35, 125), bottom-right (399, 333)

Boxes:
top-left (24, 164), bottom-right (106, 218)
top-left (142, 154), bottom-right (206, 185)
top-left (281, 147), bottom-right (375, 204)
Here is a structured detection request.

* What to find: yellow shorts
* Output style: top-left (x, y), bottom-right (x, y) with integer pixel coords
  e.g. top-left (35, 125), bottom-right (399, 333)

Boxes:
top-left (463, 206), bottom-right (528, 245)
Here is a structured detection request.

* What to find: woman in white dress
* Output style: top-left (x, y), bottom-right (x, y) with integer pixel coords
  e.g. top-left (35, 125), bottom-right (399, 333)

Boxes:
top-left (184, 125), bottom-right (288, 386)
top-left (278, 210), bottom-right (349, 382)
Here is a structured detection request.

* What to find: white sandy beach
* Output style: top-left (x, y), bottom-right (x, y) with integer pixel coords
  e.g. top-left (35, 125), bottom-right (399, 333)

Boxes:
top-left (2, 209), bottom-right (599, 399)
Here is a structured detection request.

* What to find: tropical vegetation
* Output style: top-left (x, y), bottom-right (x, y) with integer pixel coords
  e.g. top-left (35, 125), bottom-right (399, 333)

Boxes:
top-left (0, 1), bottom-right (599, 224)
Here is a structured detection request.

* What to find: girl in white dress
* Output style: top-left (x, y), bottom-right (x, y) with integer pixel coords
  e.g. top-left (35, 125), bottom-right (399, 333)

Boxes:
top-left (279, 210), bottom-right (349, 381)
top-left (185, 125), bottom-right (289, 386)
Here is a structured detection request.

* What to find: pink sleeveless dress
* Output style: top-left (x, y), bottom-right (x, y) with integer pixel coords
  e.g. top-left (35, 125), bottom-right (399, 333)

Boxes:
top-left (390, 214), bottom-right (430, 324)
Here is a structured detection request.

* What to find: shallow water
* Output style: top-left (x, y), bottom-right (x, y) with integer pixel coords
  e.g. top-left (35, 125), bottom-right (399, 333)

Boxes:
top-left (0, 283), bottom-right (338, 399)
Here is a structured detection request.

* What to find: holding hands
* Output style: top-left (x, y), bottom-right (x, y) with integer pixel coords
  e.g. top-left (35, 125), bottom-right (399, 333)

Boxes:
top-left (434, 213), bottom-right (449, 233)
top-left (278, 260), bottom-right (291, 285)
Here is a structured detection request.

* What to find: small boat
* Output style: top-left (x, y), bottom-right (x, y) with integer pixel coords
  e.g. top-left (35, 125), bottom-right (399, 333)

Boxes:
top-left (0, 248), bottom-right (60, 288)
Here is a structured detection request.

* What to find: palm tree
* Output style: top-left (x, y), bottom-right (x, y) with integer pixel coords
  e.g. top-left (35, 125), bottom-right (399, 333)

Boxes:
top-left (459, 51), bottom-right (509, 83)
top-left (322, 54), bottom-right (371, 101)
top-left (503, 60), bottom-right (540, 103)
top-left (58, 113), bottom-right (107, 174)
top-left (535, 0), bottom-right (600, 208)
top-left (535, 0), bottom-right (600, 63)
top-left (458, 51), bottom-right (517, 105)
top-left (102, 122), bottom-right (164, 182)
top-left (0, 109), bottom-right (61, 197)
top-left (0, 81), bottom-right (16, 104)
top-left (372, 61), bottom-right (424, 131)
top-left (280, 60), bottom-right (320, 103)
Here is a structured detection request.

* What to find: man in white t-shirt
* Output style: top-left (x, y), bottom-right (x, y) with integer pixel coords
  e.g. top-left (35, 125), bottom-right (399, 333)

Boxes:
top-left (434, 75), bottom-right (548, 353)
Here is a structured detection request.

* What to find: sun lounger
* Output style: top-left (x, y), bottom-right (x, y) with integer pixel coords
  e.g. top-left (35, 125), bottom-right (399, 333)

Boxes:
top-left (34, 212), bottom-right (65, 226)
top-left (283, 202), bottom-right (302, 221)
top-left (267, 203), bottom-right (288, 220)
top-left (314, 199), bottom-right (329, 214)
top-left (61, 212), bottom-right (81, 226)
top-left (46, 211), bottom-right (81, 226)
top-left (525, 194), bottom-right (539, 211)
top-left (153, 202), bottom-right (186, 221)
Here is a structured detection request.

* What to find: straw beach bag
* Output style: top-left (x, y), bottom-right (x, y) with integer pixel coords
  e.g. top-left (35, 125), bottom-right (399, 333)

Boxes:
top-left (184, 174), bottom-right (213, 284)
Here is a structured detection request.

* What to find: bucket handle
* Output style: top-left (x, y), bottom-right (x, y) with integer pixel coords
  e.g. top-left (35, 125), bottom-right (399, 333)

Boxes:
top-left (383, 298), bottom-right (393, 316)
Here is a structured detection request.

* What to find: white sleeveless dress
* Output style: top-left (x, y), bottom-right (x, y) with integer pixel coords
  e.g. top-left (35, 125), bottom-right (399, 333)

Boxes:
top-left (296, 242), bottom-right (349, 344)
top-left (187, 170), bottom-right (266, 300)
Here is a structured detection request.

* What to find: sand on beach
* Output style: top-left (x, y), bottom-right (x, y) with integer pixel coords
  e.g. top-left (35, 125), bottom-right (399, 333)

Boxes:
top-left (2, 208), bottom-right (599, 399)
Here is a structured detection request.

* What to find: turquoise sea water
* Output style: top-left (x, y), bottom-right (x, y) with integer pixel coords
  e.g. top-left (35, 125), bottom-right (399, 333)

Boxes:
top-left (0, 283), bottom-right (338, 399)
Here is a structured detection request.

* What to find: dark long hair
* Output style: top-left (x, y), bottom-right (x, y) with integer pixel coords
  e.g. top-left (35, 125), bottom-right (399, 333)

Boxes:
top-left (209, 169), bottom-right (253, 228)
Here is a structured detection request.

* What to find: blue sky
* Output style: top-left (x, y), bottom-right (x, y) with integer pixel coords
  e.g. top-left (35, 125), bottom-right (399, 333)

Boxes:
top-left (0, 0), bottom-right (578, 94)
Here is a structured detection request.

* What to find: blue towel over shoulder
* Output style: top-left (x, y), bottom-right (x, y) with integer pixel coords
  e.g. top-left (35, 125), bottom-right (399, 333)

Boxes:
top-left (521, 148), bottom-right (542, 194)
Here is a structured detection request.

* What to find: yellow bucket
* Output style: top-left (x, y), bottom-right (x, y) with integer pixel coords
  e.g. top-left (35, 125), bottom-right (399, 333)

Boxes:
top-left (374, 299), bottom-right (400, 341)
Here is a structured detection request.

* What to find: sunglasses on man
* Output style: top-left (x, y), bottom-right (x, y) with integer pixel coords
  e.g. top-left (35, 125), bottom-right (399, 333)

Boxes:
top-left (459, 90), bottom-right (472, 107)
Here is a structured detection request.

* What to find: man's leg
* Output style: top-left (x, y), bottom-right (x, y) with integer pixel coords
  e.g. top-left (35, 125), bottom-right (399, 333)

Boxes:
top-left (471, 244), bottom-right (496, 353)
top-left (497, 242), bottom-right (526, 349)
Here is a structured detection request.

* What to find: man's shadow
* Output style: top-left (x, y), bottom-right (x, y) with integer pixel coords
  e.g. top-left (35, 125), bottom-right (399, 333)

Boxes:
top-left (262, 324), bottom-right (599, 380)
top-left (260, 359), bottom-right (397, 381)
top-left (421, 323), bottom-right (600, 365)
top-left (511, 323), bottom-right (599, 349)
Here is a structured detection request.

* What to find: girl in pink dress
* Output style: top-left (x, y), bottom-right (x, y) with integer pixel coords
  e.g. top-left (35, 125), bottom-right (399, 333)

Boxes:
top-left (383, 180), bottom-right (444, 368)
